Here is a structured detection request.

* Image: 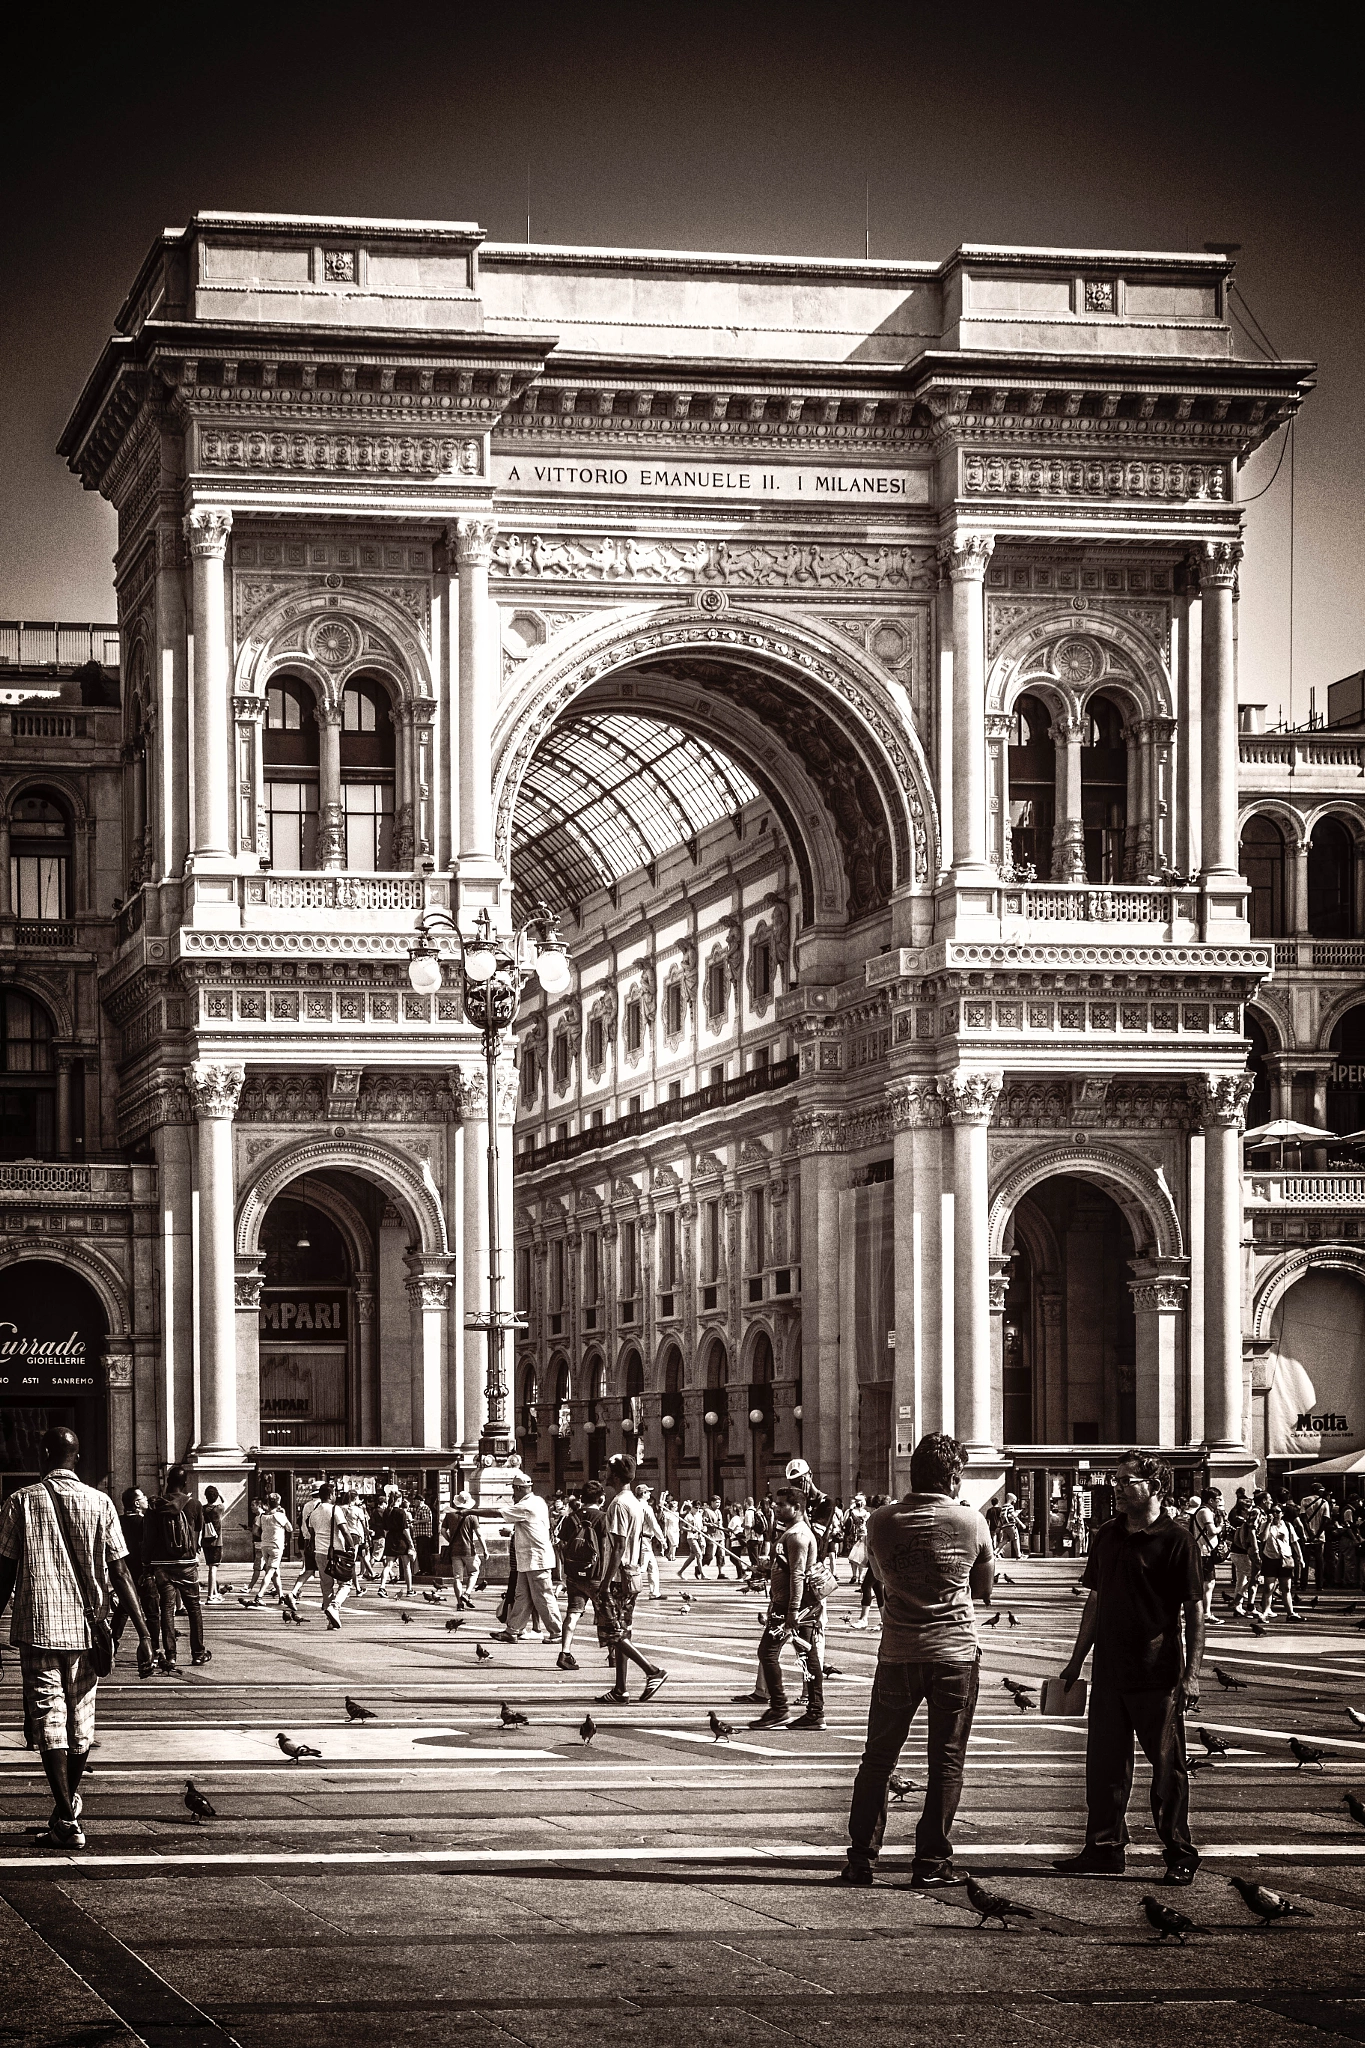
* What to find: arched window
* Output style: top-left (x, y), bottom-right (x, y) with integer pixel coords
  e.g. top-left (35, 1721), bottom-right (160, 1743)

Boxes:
top-left (263, 678), bottom-right (319, 870)
top-left (0, 990), bottom-right (57, 1159)
top-left (340, 680), bottom-right (396, 871)
top-left (1309, 816), bottom-right (1355, 940)
top-left (9, 793), bottom-right (72, 924)
top-left (1007, 693), bottom-right (1055, 880)
top-left (1081, 694), bottom-right (1128, 884)
top-left (1240, 815), bottom-right (1287, 938)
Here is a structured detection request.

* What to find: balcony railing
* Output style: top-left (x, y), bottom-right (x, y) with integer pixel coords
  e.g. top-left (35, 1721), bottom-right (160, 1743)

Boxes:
top-left (246, 874), bottom-right (424, 912)
top-left (1240, 732), bottom-right (1365, 779)
top-left (1272, 939), bottom-right (1365, 970)
top-left (0, 622), bottom-right (119, 670)
top-left (15, 920), bottom-right (76, 947)
top-left (519, 1056), bottom-right (800, 1169)
top-left (1009, 883), bottom-right (1200, 924)
top-left (0, 1163), bottom-right (137, 1199)
top-left (1246, 1173), bottom-right (1365, 1207)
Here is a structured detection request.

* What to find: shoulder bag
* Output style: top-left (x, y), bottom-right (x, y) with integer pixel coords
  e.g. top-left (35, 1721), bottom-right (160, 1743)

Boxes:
top-left (40, 1480), bottom-right (116, 1677)
top-left (324, 1507), bottom-right (359, 1587)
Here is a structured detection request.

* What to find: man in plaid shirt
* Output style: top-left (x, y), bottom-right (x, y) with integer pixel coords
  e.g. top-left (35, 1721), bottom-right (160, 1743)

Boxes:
top-left (0, 1426), bottom-right (154, 1850)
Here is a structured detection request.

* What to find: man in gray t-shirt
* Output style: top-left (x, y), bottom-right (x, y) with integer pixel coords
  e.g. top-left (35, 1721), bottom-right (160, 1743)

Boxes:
top-left (839, 1433), bottom-right (994, 1890)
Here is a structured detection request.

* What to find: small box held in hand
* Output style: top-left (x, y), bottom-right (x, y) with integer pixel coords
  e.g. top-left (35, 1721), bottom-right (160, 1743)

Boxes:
top-left (1041, 1675), bottom-right (1088, 1717)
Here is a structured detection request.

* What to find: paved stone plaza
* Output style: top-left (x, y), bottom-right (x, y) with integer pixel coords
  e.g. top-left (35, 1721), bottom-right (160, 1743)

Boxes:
top-left (5, 1564), bottom-right (1365, 2046)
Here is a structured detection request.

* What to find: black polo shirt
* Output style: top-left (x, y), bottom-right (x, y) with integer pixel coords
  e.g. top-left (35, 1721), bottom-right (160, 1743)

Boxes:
top-left (1081, 1510), bottom-right (1203, 1692)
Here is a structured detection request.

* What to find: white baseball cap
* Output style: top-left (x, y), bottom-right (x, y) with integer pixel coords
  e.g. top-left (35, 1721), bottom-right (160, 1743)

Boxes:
top-left (785, 1458), bottom-right (811, 1482)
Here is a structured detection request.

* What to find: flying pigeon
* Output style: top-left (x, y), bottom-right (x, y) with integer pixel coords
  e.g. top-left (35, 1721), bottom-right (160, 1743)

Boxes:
top-left (708, 1711), bottom-right (732, 1743)
top-left (1228, 1876), bottom-right (1313, 1926)
top-left (277, 1733), bottom-right (321, 1764)
top-left (1143, 1895), bottom-right (1197, 1944)
top-left (475, 1643), bottom-right (492, 1661)
top-left (579, 1714), bottom-right (596, 1746)
top-left (1196, 1728), bottom-right (1230, 1758)
top-left (1212, 1668), bottom-right (1248, 1691)
top-left (344, 1697), bottom-right (376, 1723)
top-left (1341, 1792), bottom-right (1365, 1828)
top-left (184, 1780), bottom-right (216, 1825)
top-left (499, 1702), bottom-right (529, 1728)
top-left (965, 1876), bottom-right (1034, 1929)
top-left (1290, 1737), bottom-right (1329, 1771)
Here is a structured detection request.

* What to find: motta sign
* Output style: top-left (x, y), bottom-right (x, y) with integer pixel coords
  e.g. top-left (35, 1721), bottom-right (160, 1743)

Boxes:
top-left (0, 1323), bottom-right (101, 1395)
top-left (259, 1292), bottom-right (348, 1339)
top-left (492, 455), bottom-right (930, 502)
top-left (1295, 1411), bottom-right (1350, 1433)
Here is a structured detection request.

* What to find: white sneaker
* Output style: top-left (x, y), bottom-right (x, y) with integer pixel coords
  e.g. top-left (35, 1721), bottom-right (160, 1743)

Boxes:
top-left (848, 1618), bottom-right (869, 1630)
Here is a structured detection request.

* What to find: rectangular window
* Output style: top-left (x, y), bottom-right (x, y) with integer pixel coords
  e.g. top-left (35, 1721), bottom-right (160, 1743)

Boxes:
top-left (790, 1180), bottom-right (800, 1261)
top-left (9, 856), bottom-right (67, 921)
top-left (620, 1219), bottom-right (637, 1300)
top-left (588, 1017), bottom-right (604, 1069)
top-left (628, 1094), bottom-right (641, 1117)
top-left (707, 961), bottom-right (727, 1018)
top-left (704, 1198), bottom-right (721, 1284)
top-left (709, 1064), bottom-right (725, 1091)
top-left (748, 1188), bottom-right (766, 1274)
top-left (265, 781), bottom-right (318, 871)
top-left (555, 1121), bottom-right (568, 1145)
top-left (342, 782), bottom-right (394, 871)
top-left (753, 942), bottom-right (771, 998)
top-left (625, 999), bottom-right (642, 1053)
top-left (552, 1032), bottom-right (571, 1090)
top-left (520, 1047), bottom-right (539, 1105)
top-left (589, 1107), bottom-right (603, 1129)
top-left (660, 1209), bottom-right (677, 1290)
top-left (514, 1247), bottom-right (531, 1312)
top-left (665, 982), bottom-right (683, 1035)
top-left (752, 1045), bottom-right (770, 1073)
top-left (667, 1079), bottom-right (682, 1102)
top-left (550, 1239), bottom-right (565, 1313)
top-left (584, 1230), bottom-right (599, 1307)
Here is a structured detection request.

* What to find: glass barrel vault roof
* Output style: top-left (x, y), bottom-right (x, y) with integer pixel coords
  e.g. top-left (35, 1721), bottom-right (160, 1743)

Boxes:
top-left (511, 711), bottom-right (759, 911)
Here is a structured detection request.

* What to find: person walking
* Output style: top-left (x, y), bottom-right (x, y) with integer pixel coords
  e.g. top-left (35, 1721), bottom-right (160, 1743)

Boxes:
top-left (555, 1480), bottom-right (604, 1671)
top-left (1053, 1449), bottom-right (1204, 1885)
top-left (635, 1482), bottom-right (665, 1598)
top-left (289, 1485), bottom-right (324, 1606)
top-left (492, 1474), bottom-right (563, 1644)
top-left (239, 1491), bottom-right (291, 1609)
top-left (1256, 1502), bottom-right (1305, 1623)
top-left (838, 1433), bottom-right (993, 1889)
top-left (1230, 1490), bottom-right (1270, 1616)
top-left (317, 1486), bottom-right (368, 1629)
top-left (751, 1488), bottom-right (827, 1731)
top-left (1298, 1483), bottom-right (1330, 1593)
top-left (200, 1487), bottom-right (225, 1603)
top-left (675, 1501), bottom-right (705, 1580)
top-left (595, 1455), bottom-right (669, 1705)
top-left (0, 1426), bottom-right (155, 1850)
top-left (660, 1493), bottom-right (680, 1560)
top-left (441, 1490), bottom-right (486, 1606)
top-left (1191, 1488), bottom-right (1225, 1628)
top-left (377, 1488), bottom-right (417, 1599)
top-left (147, 1465), bottom-right (211, 1668)
top-left (996, 1493), bottom-right (1026, 1560)
top-left (111, 1488), bottom-right (160, 1661)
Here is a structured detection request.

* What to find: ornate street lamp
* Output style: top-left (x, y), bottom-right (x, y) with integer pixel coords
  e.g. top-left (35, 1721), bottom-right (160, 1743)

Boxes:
top-left (407, 900), bottom-right (571, 1461)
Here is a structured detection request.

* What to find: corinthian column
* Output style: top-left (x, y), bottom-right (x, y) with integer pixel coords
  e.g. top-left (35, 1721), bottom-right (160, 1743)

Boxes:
top-left (186, 1060), bottom-right (245, 1454)
top-left (1051, 709), bottom-right (1087, 884)
top-left (1192, 1072), bottom-right (1255, 1449)
top-left (318, 700), bottom-right (345, 870)
top-left (184, 509), bottom-right (234, 864)
top-left (940, 1068), bottom-right (1002, 1450)
top-left (455, 518), bottom-right (497, 859)
top-left (940, 534), bottom-right (995, 878)
top-left (1200, 539), bottom-right (1244, 879)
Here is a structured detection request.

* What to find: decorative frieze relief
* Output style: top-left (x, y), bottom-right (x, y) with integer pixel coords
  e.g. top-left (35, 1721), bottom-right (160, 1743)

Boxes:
top-left (491, 532), bottom-right (936, 592)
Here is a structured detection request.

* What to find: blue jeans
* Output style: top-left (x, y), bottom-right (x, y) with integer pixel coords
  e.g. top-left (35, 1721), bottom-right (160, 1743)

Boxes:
top-left (847, 1654), bottom-right (980, 1877)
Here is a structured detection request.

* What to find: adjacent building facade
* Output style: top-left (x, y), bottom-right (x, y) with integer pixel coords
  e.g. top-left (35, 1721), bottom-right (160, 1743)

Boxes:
top-left (4, 209), bottom-right (1353, 1548)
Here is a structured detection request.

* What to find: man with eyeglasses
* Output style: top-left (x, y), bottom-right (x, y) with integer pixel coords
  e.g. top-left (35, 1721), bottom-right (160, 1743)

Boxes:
top-left (1052, 1449), bottom-right (1204, 1885)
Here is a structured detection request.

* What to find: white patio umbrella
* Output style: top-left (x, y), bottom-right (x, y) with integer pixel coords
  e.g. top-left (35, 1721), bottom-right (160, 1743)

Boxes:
top-left (1242, 1119), bottom-right (1335, 1168)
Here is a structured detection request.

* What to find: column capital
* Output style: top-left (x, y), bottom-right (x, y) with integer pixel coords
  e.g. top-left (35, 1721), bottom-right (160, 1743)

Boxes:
top-left (937, 532), bottom-right (995, 583)
top-left (1190, 1072), bottom-right (1255, 1130)
top-left (988, 1255), bottom-right (1012, 1313)
top-left (887, 1077), bottom-right (945, 1129)
top-left (941, 1068), bottom-right (1003, 1126)
top-left (234, 1255), bottom-right (266, 1311)
top-left (454, 516), bottom-right (497, 567)
top-left (232, 693), bottom-right (267, 723)
top-left (1199, 538), bottom-right (1244, 590)
top-left (185, 1060), bottom-right (245, 1120)
top-left (183, 508), bottom-right (233, 559)
top-left (1049, 710), bottom-right (1087, 745)
top-left (316, 697), bottom-right (344, 729)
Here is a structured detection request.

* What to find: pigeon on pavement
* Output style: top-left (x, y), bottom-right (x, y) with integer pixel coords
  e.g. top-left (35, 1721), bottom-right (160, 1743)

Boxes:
top-left (708, 1711), bottom-right (732, 1743)
top-left (475, 1643), bottom-right (492, 1661)
top-left (277, 1733), bottom-right (322, 1763)
top-left (965, 1876), bottom-right (1034, 1929)
top-left (184, 1780), bottom-right (216, 1824)
top-left (1290, 1737), bottom-right (1329, 1770)
top-left (280, 1597), bottom-right (302, 1627)
top-left (1012, 1691), bottom-right (1036, 1712)
top-left (1197, 1728), bottom-right (1231, 1758)
top-left (1346, 1707), bottom-right (1365, 1730)
top-left (1212, 1668), bottom-right (1248, 1691)
top-left (1006, 1612), bottom-right (1019, 1628)
top-left (1143, 1895), bottom-right (1197, 1944)
top-left (1342, 1792), bottom-right (1365, 1828)
top-left (982, 1612), bottom-right (1002, 1628)
top-left (499, 1702), bottom-right (529, 1728)
top-left (996, 1572), bottom-right (1015, 1586)
top-left (344, 1698), bottom-right (376, 1723)
top-left (579, 1714), bottom-right (596, 1746)
top-left (1228, 1876), bottom-right (1313, 1926)
top-left (1002, 1678), bottom-right (1034, 1699)
top-left (1249, 1615), bottom-right (1269, 1637)
top-left (444, 1618), bottom-right (464, 1633)
top-left (888, 1773), bottom-right (921, 1802)
top-left (400, 1610), bottom-right (415, 1625)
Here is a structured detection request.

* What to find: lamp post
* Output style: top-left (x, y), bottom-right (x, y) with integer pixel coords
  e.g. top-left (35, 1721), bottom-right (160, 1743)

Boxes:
top-left (407, 900), bottom-right (571, 1461)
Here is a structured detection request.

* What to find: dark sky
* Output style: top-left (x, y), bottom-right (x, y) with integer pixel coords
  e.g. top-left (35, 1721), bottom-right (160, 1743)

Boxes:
top-left (3, 0), bottom-right (1359, 717)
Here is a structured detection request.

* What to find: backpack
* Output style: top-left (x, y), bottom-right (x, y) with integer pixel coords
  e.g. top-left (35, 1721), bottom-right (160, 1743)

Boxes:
top-left (558, 1507), bottom-right (603, 1581)
top-left (150, 1495), bottom-right (195, 1560)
